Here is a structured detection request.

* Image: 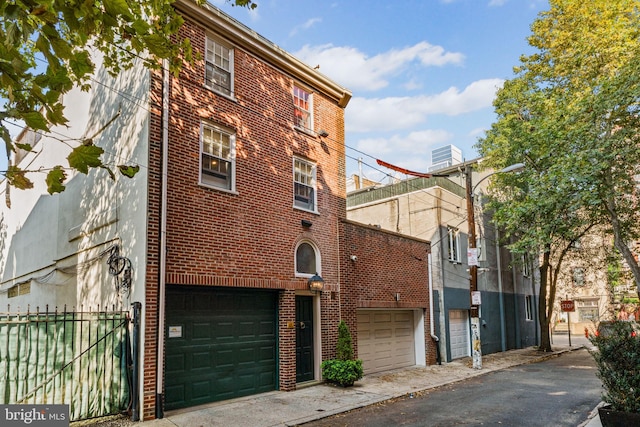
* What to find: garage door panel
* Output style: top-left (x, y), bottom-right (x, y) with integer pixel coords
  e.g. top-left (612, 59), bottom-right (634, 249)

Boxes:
top-left (357, 310), bottom-right (416, 374)
top-left (374, 328), bottom-right (392, 339)
top-left (165, 287), bottom-right (277, 410)
top-left (394, 312), bottom-right (412, 322)
top-left (373, 313), bottom-right (391, 323)
top-left (449, 310), bottom-right (470, 359)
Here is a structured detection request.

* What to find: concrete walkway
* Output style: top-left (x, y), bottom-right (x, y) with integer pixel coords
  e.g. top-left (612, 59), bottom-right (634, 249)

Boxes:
top-left (131, 335), bottom-right (601, 427)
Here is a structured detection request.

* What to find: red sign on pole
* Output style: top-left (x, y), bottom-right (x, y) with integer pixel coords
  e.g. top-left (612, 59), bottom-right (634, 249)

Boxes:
top-left (561, 300), bottom-right (575, 312)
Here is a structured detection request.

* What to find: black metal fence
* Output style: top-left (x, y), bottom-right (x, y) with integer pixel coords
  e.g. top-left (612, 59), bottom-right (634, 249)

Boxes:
top-left (0, 305), bottom-right (132, 421)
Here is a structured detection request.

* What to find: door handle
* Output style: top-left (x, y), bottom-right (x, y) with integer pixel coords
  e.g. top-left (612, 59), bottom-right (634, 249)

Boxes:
top-left (299, 321), bottom-right (306, 329)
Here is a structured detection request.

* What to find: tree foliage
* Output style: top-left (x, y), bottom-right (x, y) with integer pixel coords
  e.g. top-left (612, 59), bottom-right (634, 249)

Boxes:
top-left (0, 0), bottom-right (255, 194)
top-left (477, 0), bottom-right (640, 350)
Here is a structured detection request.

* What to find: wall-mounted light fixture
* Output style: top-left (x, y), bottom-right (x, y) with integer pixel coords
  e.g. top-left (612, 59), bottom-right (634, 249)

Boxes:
top-left (308, 273), bottom-right (324, 292)
top-left (350, 255), bottom-right (357, 262)
top-left (317, 129), bottom-right (329, 138)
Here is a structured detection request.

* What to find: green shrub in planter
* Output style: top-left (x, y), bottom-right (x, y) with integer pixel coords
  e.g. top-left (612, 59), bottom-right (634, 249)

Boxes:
top-left (322, 320), bottom-right (363, 387)
top-left (588, 320), bottom-right (640, 413)
top-left (321, 359), bottom-right (364, 387)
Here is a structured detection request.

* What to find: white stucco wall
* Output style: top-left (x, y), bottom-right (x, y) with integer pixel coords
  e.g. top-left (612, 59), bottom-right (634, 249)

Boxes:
top-left (0, 50), bottom-right (150, 313)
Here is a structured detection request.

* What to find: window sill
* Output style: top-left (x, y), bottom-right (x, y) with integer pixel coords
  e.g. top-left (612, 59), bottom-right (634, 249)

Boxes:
top-left (294, 126), bottom-right (317, 138)
top-left (294, 205), bottom-right (319, 215)
top-left (204, 85), bottom-right (237, 103)
top-left (199, 182), bottom-right (239, 195)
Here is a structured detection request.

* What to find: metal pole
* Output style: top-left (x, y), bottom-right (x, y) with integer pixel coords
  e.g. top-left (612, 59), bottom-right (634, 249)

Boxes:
top-left (567, 295), bottom-right (572, 347)
top-left (466, 165), bottom-right (482, 369)
top-left (131, 302), bottom-right (141, 421)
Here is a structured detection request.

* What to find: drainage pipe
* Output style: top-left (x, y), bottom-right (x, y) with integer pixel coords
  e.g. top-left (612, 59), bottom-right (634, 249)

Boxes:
top-left (428, 253), bottom-right (441, 364)
top-left (155, 59), bottom-right (170, 419)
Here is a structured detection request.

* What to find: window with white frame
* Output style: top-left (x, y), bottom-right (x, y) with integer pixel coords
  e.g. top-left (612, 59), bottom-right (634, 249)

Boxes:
top-left (577, 299), bottom-right (599, 321)
top-left (295, 241), bottom-right (319, 276)
top-left (293, 85), bottom-right (312, 131)
top-left (293, 157), bottom-right (316, 212)
top-left (573, 267), bottom-right (585, 286)
top-left (525, 295), bottom-right (533, 320)
top-left (205, 36), bottom-right (233, 97)
top-left (522, 254), bottom-right (530, 277)
top-left (447, 226), bottom-right (460, 262)
top-left (477, 236), bottom-right (486, 262)
top-left (201, 123), bottom-right (235, 191)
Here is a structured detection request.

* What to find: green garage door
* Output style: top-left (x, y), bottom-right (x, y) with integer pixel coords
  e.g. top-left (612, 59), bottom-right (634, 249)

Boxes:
top-left (165, 286), bottom-right (278, 410)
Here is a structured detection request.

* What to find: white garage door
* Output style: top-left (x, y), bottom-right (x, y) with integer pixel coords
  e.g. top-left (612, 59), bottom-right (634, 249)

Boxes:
top-left (357, 310), bottom-right (415, 374)
top-left (449, 309), bottom-right (470, 360)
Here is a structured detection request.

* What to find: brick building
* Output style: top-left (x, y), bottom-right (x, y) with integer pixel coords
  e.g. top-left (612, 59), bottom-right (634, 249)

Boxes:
top-left (0, 0), bottom-right (437, 422)
top-left (142, 0), bottom-right (352, 418)
top-left (339, 220), bottom-right (437, 373)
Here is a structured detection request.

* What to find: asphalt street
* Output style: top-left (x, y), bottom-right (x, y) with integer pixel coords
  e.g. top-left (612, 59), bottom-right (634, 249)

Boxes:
top-left (302, 348), bottom-right (601, 427)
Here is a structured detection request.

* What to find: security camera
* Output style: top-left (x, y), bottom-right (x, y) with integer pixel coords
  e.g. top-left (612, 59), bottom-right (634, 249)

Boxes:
top-left (350, 255), bottom-right (357, 261)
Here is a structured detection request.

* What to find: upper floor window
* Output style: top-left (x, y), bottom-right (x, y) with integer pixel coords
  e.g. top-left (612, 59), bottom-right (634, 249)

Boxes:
top-left (201, 123), bottom-right (235, 191)
top-left (477, 236), bottom-right (486, 262)
top-left (573, 267), bottom-right (585, 286)
top-left (522, 254), bottom-right (531, 277)
top-left (293, 157), bottom-right (316, 212)
top-left (295, 241), bottom-right (319, 276)
top-left (205, 37), bottom-right (233, 97)
top-left (293, 85), bottom-right (313, 131)
top-left (447, 226), bottom-right (460, 263)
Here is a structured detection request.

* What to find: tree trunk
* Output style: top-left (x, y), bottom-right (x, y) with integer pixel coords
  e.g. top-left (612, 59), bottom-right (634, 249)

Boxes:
top-left (606, 195), bottom-right (640, 298)
top-left (538, 249), bottom-right (552, 352)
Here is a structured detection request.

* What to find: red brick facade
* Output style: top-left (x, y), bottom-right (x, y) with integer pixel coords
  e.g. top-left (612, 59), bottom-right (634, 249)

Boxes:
top-left (143, 6), bottom-right (347, 420)
top-left (141, 3), bottom-right (433, 420)
top-left (339, 220), bottom-right (437, 365)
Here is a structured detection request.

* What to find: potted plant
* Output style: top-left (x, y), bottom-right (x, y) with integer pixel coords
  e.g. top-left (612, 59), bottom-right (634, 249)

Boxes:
top-left (588, 320), bottom-right (640, 427)
top-left (321, 320), bottom-right (363, 387)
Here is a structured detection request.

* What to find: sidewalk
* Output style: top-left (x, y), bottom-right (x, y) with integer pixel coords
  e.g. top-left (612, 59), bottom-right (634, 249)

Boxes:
top-left (128, 336), bottom-right (601, 427)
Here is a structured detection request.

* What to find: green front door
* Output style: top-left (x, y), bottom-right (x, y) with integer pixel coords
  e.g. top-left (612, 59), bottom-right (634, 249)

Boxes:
top-left (165, 286), bottom-right (277, 410)
top-left (296, 295), bottom-right (314, 382)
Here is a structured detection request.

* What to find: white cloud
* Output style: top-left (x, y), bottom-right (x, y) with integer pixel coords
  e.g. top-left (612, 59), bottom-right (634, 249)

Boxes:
top-left (346, 78), bottom-right (504, 132)
top-left (294, 42), bottom-right (464, 92)
top-left (289, 18), bottom-right (322, 37)
top-left (488, 0), bottom-right (508, 6)
top-left (468, 127), bottom-right (488, 138)
top-left (354, 129), bottom-right (452, 161)
top-left (403, 79), bottom-right (423, 91)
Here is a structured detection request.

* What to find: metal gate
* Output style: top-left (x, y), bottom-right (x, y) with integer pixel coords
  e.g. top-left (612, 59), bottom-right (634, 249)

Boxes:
top-left (0, 305), bottom-right (134, 421)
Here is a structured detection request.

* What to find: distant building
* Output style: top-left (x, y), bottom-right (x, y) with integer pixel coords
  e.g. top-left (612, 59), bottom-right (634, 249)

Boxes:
top-left (430, 145), bottom-right (463, 172)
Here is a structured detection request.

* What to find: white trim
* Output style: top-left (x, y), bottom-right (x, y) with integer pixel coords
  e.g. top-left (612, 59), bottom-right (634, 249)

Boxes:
top-left (204, 35), bottom-right (235, 99)
top-left (294, 239), bottom-right (321, 277)
top-left (293, 157), bottom-right (318, 213)
top-left (414, 309), bottom-right (426, 366)
top-left (199, 122), bottom-right (236, 192)
top-left (447, 226), bottom-right (461, 263)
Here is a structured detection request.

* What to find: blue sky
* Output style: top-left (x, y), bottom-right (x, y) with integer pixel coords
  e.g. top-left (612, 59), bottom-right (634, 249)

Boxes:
top-left (3, 0), bottom-right (548, 185)
top-left (216, 0), bottom-right (548, 184)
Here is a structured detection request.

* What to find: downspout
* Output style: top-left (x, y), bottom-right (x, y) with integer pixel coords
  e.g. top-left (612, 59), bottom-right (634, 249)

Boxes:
top-left (428, 253), bottom-right (441, 364)
top-left (131, 302), bottom-right (141, 421)
top-left (156, 59), bottom-right (170, 419)
top-left (495, 229), bottom-right (506, 352)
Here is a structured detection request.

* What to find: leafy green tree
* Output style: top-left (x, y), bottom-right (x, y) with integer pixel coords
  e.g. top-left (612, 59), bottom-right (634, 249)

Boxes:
top-left (0, 0), bottom-right (255, 194)
top-left (477, 0), bottom-right (640, 351)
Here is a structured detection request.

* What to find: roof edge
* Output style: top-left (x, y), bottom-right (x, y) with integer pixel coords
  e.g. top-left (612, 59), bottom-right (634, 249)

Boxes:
top-left (175, 0), bottom-right (352, 108)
